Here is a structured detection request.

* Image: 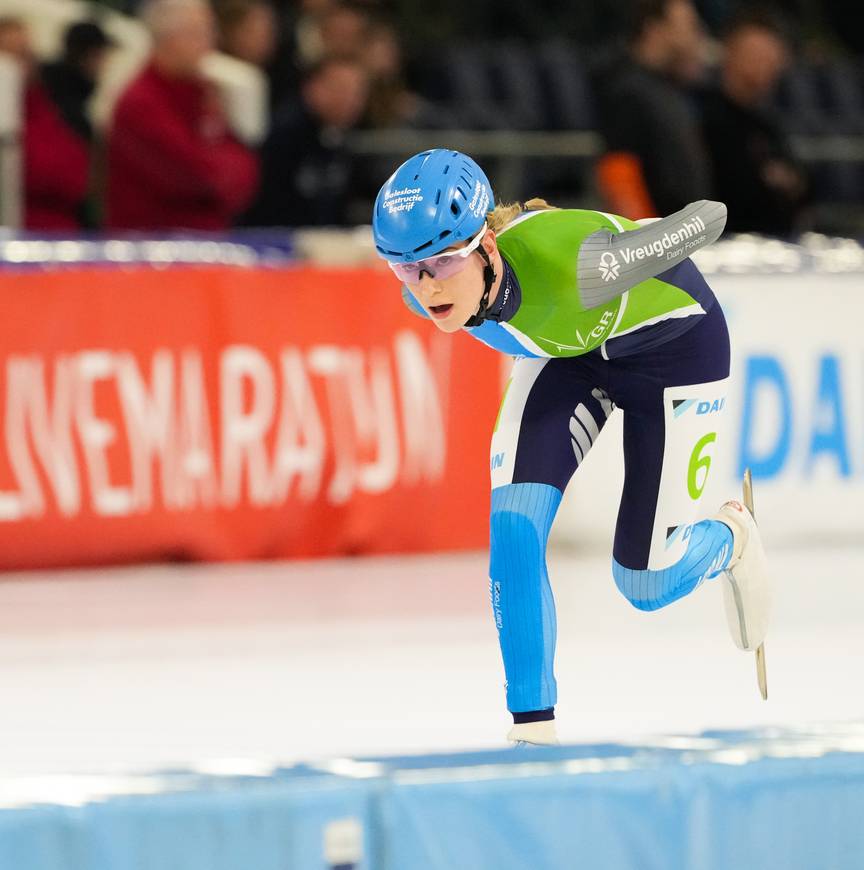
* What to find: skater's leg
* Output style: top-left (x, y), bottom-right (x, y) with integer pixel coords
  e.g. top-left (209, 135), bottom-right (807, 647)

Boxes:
top-left (489, 357), bottom-right (612, 733)
top-left (490, 482), bottom-right (561, 714)
top-left (610, 305), bottom-right (732, 610)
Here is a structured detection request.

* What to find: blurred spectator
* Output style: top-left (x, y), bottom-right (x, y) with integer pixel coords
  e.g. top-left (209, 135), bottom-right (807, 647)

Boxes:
top-left (106, 0), bottom-right (259, 230)
top-left (215, 0), bottom-right (278, 68)
top-left (0, 17), bottom-right (28, 65)
top-left (243, 56), bottom-right (369, 226)
top-left (0, 17), bottom-right (91, 230)
top-left (41, 21), bottom-right (113, 143)
top-left (595, 0), bottom-right (712, 218)
top-left (700, 7), bottom-right (808, 236)
top-left (362, 20), bottom-right (440, 129)
top-left (215, 0), bottom-right (286, 109)
top-left (317, 3), bottom-right (369, 60)
top-left (291, 0), bottom-right (337, 68)
top-left (288, 0), bottom-right (370, 70)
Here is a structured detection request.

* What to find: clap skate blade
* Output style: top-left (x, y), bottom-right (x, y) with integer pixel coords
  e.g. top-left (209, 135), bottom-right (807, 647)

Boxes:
top-left (742, 468), bottom-right (768, 701)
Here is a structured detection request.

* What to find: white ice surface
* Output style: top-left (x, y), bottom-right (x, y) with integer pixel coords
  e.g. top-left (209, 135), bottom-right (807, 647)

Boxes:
top-left (0, 546), bottom-right (861, 778)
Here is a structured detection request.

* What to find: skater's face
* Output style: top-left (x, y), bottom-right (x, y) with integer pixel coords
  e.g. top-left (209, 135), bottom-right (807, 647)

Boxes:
top-left (392, 226), bottom-right (497, 332)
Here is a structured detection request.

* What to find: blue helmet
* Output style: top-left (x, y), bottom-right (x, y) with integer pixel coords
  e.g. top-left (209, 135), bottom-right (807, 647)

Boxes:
top-left (372, 149), bottom-right (494, 263)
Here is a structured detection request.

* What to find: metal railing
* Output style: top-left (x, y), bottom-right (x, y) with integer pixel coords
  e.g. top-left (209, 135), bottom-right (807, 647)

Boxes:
top-left (347, 128), bottom-right (864, 202)
top-left (348, 128), bottom-right (864, 162)
top-left (347, 129), bottom-right (602, 201)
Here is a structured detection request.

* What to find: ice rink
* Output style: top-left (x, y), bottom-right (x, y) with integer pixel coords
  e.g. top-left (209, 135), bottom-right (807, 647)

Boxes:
top-left (0, 543), bottom-right (861, 780)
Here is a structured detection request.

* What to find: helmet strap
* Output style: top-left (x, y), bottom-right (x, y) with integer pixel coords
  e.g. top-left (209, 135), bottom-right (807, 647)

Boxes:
top-left (463, 246), bottom-right (497, 327)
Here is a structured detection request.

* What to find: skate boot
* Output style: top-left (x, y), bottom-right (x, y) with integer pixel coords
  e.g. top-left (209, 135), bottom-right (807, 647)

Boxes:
top-left (714, 498), bottom-right (773, 652)
top-left (506, 720), bottom-right (559, 748)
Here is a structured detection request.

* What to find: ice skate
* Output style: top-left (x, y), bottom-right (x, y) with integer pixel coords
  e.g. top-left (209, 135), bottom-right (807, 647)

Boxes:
top-left (714, 469), bottom-right (772, 698)
top-left (507, 720), bottom-right (559, 748)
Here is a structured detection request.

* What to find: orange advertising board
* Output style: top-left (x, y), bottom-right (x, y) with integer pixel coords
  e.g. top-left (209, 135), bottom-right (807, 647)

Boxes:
top-left (0, 265), bottom-right (501, 569)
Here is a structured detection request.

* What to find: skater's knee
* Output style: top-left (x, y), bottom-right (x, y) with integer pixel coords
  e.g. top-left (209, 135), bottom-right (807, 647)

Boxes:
top-left (490, 484), bottom-right (562, 548)
top-left (611, 520), bottom-right (734, 611)
top-left (612, 547), bottom-right (716, 611)
top-left (611, 559), bottom-right (668, 611)
top-left (490, 483), bottom-right (563, 579)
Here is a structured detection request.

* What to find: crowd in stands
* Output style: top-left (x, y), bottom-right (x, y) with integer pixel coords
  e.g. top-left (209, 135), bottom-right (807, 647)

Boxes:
top-left (0, 17), bottom-right (104, 229)
top-left (0, 0), bottom-right (857, 238)
top-left (596, 0), bottom-right (809, 235)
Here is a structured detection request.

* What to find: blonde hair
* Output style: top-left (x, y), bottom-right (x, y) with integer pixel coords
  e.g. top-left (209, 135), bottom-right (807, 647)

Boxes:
top-left (487, 198), bottom-right (557, 233)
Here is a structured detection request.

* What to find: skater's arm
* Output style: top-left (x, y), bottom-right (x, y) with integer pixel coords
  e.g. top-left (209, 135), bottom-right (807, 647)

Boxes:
top-left (576, 200), bottom-right (727, 309)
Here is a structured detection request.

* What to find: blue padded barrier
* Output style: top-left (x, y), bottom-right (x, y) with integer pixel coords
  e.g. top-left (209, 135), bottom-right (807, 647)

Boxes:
top-left (0, 773), bottom-right (375, 870)
top-left (380, 751), bottom-right (864, 870)
top-left (2, 727), bottom-right (863, 870)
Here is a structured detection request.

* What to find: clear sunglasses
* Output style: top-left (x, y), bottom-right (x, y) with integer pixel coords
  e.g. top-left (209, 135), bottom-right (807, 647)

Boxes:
top-left (388, 223), bottom-right (488, 283)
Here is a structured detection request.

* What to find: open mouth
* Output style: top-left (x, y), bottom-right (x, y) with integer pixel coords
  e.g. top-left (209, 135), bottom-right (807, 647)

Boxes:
top-left (429, 303), bottom-right (454, 319)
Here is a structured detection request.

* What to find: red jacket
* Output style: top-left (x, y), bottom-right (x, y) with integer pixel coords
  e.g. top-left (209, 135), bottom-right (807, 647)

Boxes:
top-left (107, 63), bottom-right (259, 230)
top-left (24, 82), bottom-right (90, 231)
